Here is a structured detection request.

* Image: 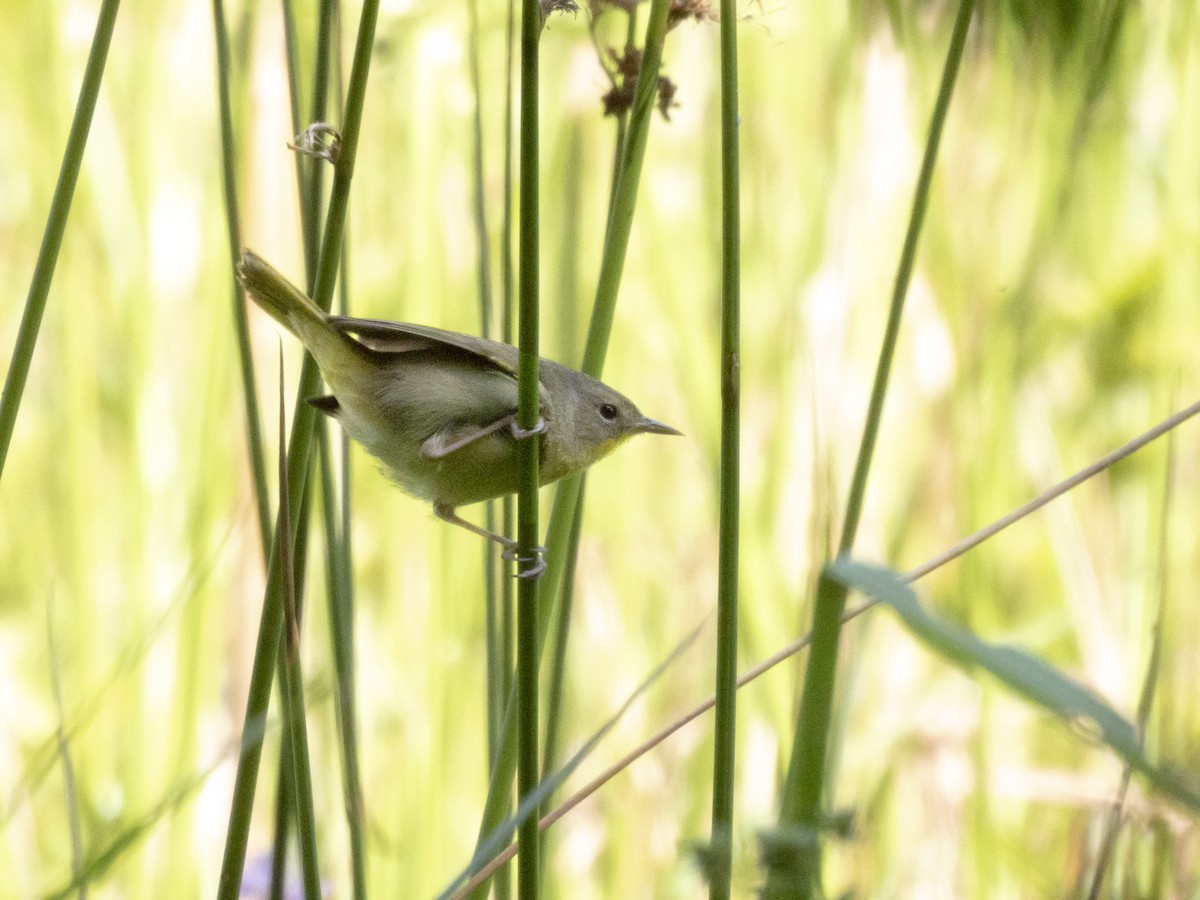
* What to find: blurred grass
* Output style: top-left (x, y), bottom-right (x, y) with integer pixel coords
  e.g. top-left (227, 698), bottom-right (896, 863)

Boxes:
top-left (3, 0), bottom-right (1200, 897)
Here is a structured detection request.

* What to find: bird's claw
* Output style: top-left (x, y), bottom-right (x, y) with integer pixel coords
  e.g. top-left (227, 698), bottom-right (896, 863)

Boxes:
top-left (509, 416), bottom-right (547, 440)
top-left (289, 122), bottom-right (343, 164)
top-left (502, 543), bottom-right (548, 579)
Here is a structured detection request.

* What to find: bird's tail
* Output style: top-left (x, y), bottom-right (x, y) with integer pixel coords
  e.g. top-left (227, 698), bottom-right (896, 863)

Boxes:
top-left (237, 250), bottom-right (370, 386)
top-left (237, 250), bottom-right (328, 338)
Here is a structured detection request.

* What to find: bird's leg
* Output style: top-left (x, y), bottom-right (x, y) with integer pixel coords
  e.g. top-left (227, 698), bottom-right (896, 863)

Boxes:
top-left (433, 502), bottom-right (547, 579)
top-left (507, 415), bottom-right (548, 578)
top-left (421, 413), bottom-right (546, 460)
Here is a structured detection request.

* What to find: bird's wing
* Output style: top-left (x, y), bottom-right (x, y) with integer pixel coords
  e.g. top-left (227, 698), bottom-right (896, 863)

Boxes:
top-left (329, 316), bottom-right (555, 433)
top-left (329, 316), bottom-right (520, 375)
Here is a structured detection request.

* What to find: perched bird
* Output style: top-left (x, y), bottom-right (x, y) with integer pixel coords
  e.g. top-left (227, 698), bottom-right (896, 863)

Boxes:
top-left (237, 250), bottom-right (680, 574)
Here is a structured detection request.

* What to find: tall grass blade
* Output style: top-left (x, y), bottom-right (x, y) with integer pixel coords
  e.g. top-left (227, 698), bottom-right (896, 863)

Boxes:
top-left (768, 5), bottom-right (975, 895)
top-left (211, 0), bottom-right (272, 556)
top-left (829, 558), bottom-right (1200, 812)
top-left (215, 2), bottom-right (381, 895)
top-left (274, 351), bottom-right (322, 899)
top-left (466, 4), bottom-right (675, 895)
top-left (515, 0), bottom-right (544, 893)
top-left (707, 0), bottom-right (742, 893)
top-left (0, 0), bottom-right (121, 479)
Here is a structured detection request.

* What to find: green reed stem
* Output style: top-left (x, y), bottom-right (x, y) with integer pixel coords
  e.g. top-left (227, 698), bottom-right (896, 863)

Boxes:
top-left (0, 0), bottom-right (120, 480)
top-left (708, 0), bottom-right (741, 893)
top-left (274, 380), bottom-right (321, 900)
top-left (215, 2), bottom-right (380, 895)
top-left (766, 4), bottom-right (975, 897)
top-left (466, 0), bottom-right (509, 815)
top-left (542, 122), bottom-right (586, 780)
top-left (515, 0), bottom-right (543, 893)
top-left (212, 0), bottom-right (272, 557)
top-left (466, 3), bottom-right (673, 894)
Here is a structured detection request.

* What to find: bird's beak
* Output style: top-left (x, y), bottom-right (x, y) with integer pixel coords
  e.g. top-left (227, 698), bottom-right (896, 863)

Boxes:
top-left (637, 417), bottom-right (683, 436)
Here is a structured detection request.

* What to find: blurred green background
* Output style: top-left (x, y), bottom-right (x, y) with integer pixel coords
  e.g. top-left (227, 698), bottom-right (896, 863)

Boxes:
top-left (3, 0), bottom-right (1199, 896)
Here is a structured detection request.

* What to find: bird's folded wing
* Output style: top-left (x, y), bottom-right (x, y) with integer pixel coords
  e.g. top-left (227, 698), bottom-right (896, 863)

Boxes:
top-left (329, 317), bottom-right (520, 375)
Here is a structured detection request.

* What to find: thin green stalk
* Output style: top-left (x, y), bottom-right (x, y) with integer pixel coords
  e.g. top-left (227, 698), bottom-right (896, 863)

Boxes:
top-left (267, 735), bottom-right (294, 900)
top-left (215, 1), bottom-right (380, 895)
top-left (542, 123), bottom-right (586, 780)
top-left (466, 3), bottom-right (673, 894)
top-left (265, 2), bottom-right (309, 889)
top-left (0, 0), bottom-right (120, 480)
top-left (213, 0), bottom-right (273, 557)
top-left (501, 0), bottom-right (517, 349)
top-left (268, 473), bottom-right (316, 900)
top-left (515, 0), bottom-right (542, 894)
top-left (466, 0), bottom-right (508, 803)
top-left (542, 482), bottom-right (585, 776)
top-left (257, 9), bottom-right (307, 892)
top-left (317, 8), bottom-right (366, 896)
top-left (274, 368), bottom-right (321, 900)
top-left (580, 0), bottom-right (671, 380)
top-left (303, 0), bottom-right (336, 280)
top-left (494, 5), bottom-right (518, 894)
top-left (322, 262), bottom-right (368, 900)
top-left (708, 0), bottom-right (741, 893)
top-left (266, 0), bottom-right (342, 893)
top-left (767, 3), bottom-right (974, 896)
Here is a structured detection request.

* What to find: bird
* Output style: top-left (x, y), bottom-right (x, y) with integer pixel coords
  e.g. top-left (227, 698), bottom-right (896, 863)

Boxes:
top-left (237, 250), bottom-right (681, 576)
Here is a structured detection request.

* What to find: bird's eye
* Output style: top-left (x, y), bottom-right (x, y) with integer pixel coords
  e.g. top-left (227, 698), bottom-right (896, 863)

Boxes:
top-left (599, 403), bottom-right (618, 421)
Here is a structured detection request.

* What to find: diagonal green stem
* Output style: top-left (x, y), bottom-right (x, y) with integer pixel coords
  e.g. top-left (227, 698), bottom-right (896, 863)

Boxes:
top-left (212, 0), bottom-right (273, 558)
top-left (767, 3), bottom-right (976, 896)
top-left (0, 0), bottom-right (121, 480)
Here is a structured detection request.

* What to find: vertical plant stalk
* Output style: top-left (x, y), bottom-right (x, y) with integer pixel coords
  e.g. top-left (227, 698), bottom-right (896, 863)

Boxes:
top-left (708, 0), bottom-right (741, 893)
top-left (268, 0), bottom-right (329, 889)
top-left (767, 3), bottom-right (975, 896)
top-left (466, 0), bottom-right (508, 816)
top-left (495, 5), bottom-right (519, 894)
top-left (515, 0), bottom-right (542, 894)
top-left (274, 1), bottom-right (369, 895)
top-left (542, 121), bottom-right (584, 779)
top-left (215, 1), bottom-right (381, 896)
top-left (466, 3), bottom-right (673, 894)
top-left (269, 477), bottom-right (316, 900)
top-left (0, 0), bottom-right (121, 480)
top-left (541, 483), bottom-right (585, 776)
top-left (212, 0), bottom-right (273, 556)
top-left (314, 7), bottom-right (368, 896)
top-left (275, 356), bottom-right (322, 900)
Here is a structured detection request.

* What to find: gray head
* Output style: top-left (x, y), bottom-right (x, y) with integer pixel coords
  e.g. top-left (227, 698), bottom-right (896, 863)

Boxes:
top-left (541, 362), bottom-right (680, 481)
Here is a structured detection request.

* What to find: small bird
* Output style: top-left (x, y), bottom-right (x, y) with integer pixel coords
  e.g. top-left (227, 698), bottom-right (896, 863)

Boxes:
top-left (237, 250), bottom-right (680, 575)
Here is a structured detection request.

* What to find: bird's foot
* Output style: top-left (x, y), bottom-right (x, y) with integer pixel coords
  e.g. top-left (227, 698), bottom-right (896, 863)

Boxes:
top-left (508, 416), bottom-right (547, 440)
top-left (502, 543), bottom-right (548, 580)
top-left (289, 122), bottom-right (342, 164)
